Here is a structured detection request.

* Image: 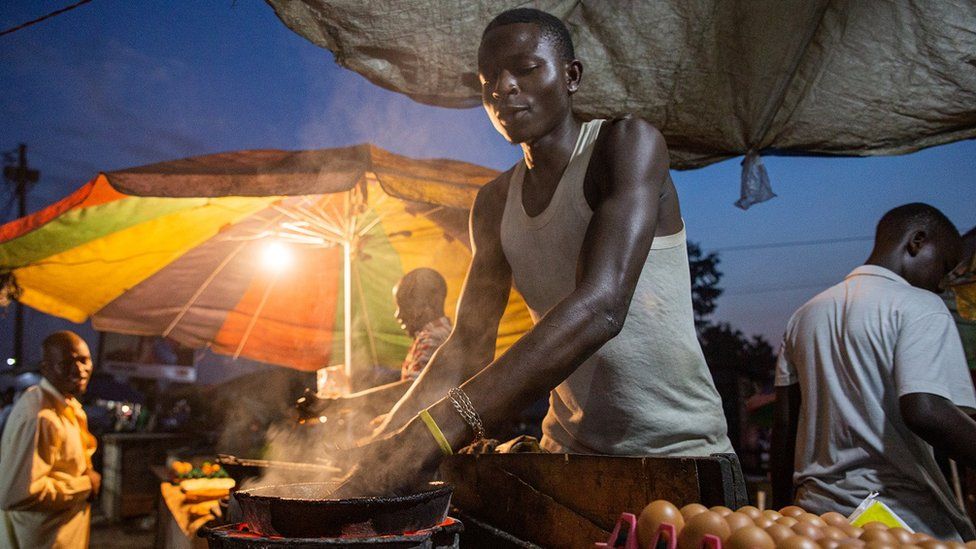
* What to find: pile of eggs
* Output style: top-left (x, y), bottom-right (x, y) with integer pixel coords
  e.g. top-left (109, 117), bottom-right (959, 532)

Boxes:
top-left (635, 500), bottom-right (976, 549)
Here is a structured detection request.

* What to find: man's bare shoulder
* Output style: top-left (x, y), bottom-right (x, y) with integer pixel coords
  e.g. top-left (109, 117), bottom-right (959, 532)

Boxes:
top-left (473, 165), bottom-right (516, 218)
top-left (588, 115), bottom-right (669, 194)
top-left (598, 115), bottom-right (667, 155)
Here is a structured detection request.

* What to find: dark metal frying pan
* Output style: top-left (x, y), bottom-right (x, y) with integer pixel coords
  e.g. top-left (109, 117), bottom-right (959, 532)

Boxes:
top-left (234, 481), bottom-right (453, 538)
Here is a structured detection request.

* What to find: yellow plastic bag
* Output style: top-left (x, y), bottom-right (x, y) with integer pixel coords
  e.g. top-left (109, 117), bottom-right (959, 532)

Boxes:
top-left (848, 492), bottom-right (913, 531)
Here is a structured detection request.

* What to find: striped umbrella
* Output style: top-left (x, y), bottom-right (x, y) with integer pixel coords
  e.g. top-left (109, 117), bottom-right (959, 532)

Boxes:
top-left (0, 145), bottom-right (532, 375)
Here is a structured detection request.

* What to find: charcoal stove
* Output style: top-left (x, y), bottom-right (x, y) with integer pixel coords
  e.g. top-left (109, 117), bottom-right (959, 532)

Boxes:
top-left (200, 517), bottom-right (463, 548)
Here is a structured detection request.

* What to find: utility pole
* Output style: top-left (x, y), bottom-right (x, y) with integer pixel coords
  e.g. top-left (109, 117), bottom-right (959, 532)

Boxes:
top-left (3, 144), bottom-right (39, 367)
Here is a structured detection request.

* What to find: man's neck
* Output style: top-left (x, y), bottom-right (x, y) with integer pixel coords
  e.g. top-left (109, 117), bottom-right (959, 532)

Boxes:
top-left (520, 115), bottom-right (582, 172)
top-left (865, 252), bottom-right (904, 279)
top-left (410, 312), bottom-right (443, 338)
top-left (40, 376), bottom-right (71, 401)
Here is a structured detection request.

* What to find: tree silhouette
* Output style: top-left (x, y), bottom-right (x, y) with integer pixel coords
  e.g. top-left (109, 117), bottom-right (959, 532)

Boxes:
top-left (688, 241), bottom-right (723, 328)
top-left (688, 243), bottom-right (777, 471)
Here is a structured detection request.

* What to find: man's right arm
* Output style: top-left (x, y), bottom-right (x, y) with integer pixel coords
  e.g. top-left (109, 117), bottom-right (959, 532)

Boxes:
top-left (375, 177), bottom-right (513, 435)
top-left (895, 309), bottom-right (976, 467)
top-left (900, 393), bottom-right (976, 467)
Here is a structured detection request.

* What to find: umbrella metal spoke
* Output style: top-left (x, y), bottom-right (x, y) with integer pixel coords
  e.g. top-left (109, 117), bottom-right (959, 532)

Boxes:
top-left (273, 204), bottom-right (344, 241)
top-left (163, 211), bottom-right (287, 338)
top-left (358, 204), bottom-right (446, 237)
top-left (353, 193), bottom-right (388, 234)
top-left (356, 215), bottom-right (384, 238)
top-left (293, 202), bottom-right (346, 239)
top-left (311, 199), bottom-right (346, 235)
top-left (233, 267), bottom-right (281, 360)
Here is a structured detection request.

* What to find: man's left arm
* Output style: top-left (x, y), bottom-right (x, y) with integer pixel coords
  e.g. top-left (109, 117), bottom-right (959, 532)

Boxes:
top-left (771, 384), bottom-right (800, 509)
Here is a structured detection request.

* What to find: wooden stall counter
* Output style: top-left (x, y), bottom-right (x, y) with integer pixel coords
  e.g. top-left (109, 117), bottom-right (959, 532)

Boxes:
top-left (440, 452), bottom-right (746, 548)
top-left (154, 480), bottom-right (223, 549)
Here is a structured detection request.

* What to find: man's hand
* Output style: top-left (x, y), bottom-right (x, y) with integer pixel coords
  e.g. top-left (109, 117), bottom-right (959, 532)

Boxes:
top-left (85, 468), bottom-right (101, 500)
top-left (335, 418), bottom-right (442, 498)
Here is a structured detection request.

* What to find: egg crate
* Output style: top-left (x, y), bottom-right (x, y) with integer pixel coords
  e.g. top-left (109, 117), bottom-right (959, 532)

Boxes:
top-left (595, 514), bottom-right (718, 549)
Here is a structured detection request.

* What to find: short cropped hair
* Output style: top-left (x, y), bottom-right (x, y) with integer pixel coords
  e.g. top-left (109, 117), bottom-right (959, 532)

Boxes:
top-left (874, 203), bottom-right (959, 248)
top-left (483, 8), bottom-right (575, 62)
top-left (399, 268), bottom-right (447, 304)
top-left (42, 331), bottom-right (80, 357)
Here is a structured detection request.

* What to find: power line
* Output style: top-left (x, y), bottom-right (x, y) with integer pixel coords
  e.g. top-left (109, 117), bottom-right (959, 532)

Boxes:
top-left (713, 235), bottom-right (872, 253)
top-left (724, 282), bottom-right (829, 297)
top-left (0, 0), bottom-right (94, 37)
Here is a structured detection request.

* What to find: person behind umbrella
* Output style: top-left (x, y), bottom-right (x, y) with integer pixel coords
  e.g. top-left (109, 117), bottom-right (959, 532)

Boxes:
top-left (314, 268), bottom-right (453, 425)
top-left (0, 331), bottom-right (100, 549)
top-left (340, 7), bottom-right (731, 495)
top-left (771, 203), bottom-right (976, 541)
top-left (393, 268), bottom-right (453, 382)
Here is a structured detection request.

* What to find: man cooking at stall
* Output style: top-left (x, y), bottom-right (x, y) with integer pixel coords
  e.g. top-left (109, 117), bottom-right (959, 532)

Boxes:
top-left (343, 8), bottom-right (732, 494)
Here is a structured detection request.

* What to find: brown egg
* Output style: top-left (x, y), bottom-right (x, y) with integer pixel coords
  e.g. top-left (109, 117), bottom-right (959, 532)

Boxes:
top-left (820, 539), bottom-right (842, 549)
top-left (711, 506), bottom-right (733, 517)
top-left (965, 542), bottom-right (976, 549)
top-left (861, 522), bottom-right (890, 531)
top-left (797, 513), bottom-right (827, 528)
top-left (920, 541), bottom-right (952, 549)
top-left (680, 503), bottom-right (709, 522)
top-left (821, 512), bottom-right (850, 527)
top-left (843, 526), bottom-right (865, 539)
top-left (859, 529), bottom-right (896, 545)
top-left (912, 533), bottom-right (934, 544)
top-left (790, 522), bottom-right (823, 541)
top-left (777, 535), bottom-right (820, 549)
top-left (737, 506), bottom-right (763, 521)
top-left (678, 511), bottom-right (731, 549)
top-left (755, 516), bottom-right (775, 529)
top-left (726, 512), bottom-right (756, 532)
top-left (947, 543), bottom-right (967, 549)
top-left (725, 526), bottom-right (776, 549)
top-left (780, 506), bottom-right (806, 518)
top-left (887, 528), bottom-right (914, 545)
top-left (791, 521), bottom-right (824, 540)
top-left (764, 523), bottom-right (794, 544)
top-left (777, 516), bottom-right (799, 527)
top-left (762, 510), bottom-right (783, 521)
top-left (638, 500), bottom-right (685, 549)
top-left (822, 526), bottom-right (848, 541)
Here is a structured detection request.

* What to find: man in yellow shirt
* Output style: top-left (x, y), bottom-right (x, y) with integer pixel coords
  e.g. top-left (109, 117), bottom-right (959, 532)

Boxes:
top-left (0, 331), bottom-right (99, 549)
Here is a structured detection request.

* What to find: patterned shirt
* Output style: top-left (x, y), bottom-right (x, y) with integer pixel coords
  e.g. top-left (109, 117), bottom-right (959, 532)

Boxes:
top-left (401, 316), bottom-right (452, 381)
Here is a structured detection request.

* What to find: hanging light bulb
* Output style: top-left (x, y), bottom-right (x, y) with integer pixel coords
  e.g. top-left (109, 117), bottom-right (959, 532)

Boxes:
top-left (262, 241), bottom-right (293, 273)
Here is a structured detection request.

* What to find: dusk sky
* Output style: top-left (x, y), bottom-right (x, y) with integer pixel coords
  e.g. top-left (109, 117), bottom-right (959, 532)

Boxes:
top-left (1, 1), bottom-right (973, 365)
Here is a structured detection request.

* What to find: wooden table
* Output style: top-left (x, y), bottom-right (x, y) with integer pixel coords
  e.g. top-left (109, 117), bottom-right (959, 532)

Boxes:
top-left (154, 482), bottom-right (221, 549)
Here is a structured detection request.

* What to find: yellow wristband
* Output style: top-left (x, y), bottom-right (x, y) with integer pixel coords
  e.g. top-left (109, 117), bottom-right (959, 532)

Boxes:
top-left (419, 410), bottom-right (453, 456)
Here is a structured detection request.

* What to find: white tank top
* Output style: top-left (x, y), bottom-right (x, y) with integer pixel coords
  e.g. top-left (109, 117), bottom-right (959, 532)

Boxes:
top-left (500, 119), bottom-right (732, 456)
